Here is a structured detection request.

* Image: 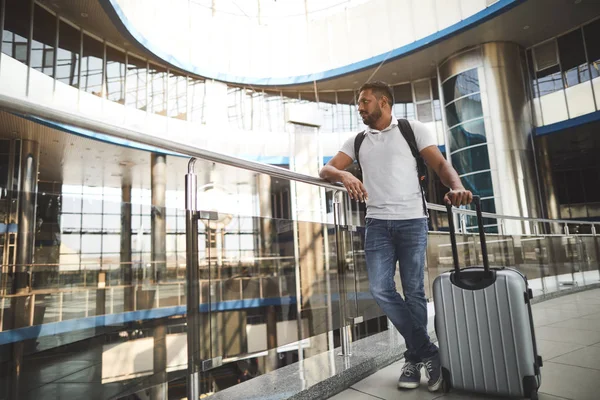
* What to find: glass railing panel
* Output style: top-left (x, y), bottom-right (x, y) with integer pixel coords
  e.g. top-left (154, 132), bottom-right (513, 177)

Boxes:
top-left (576, 236), bottom-right (600, 285)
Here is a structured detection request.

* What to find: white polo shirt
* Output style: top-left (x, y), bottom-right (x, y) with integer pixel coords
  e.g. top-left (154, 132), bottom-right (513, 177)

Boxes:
top-left (340, 117), bottom-right (437, 220)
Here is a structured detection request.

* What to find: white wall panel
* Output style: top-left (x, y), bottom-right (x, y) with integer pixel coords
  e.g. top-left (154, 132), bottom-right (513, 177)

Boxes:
top-left (435, 0), bottom-right (462, 31)
top-left (593, 77), bottom-right (600, 111)
top-left (328, 12), bottom-right (351, 69)
top-left (565, 82), bottom-right (596, 118)
top-left (460, 0), bottom-right (487, 19)
top-left (345, 5), bottom-right (372, 65)
top-left (387, 0), bottom-right (416, 50)
top-left (412, 0), bottom-right (437, 40)
top-left (0, 56), bottom-right (27, 99)
top-left (539, 90), bottom-right (569, 125)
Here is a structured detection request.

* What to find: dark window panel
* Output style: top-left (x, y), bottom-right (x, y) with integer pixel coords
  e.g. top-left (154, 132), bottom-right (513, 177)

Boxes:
top-left (582, 168), bottom-right (600, 202)
top-left (459, 170), bottom-right (494, 198)
top-left (393, 83), bottom-right (412, 103)
top-left (557, 28), bottom-right (590, 87)
top-left (2, 0), bottom-right (30, 65)
top-left (583, 18), bottom-right (600, 79)
top-left (56, 20), bottom-right (80, 88)
top-left (31, 4), bottom-right (56, 77)
top-left (81, 34), bottom-right (104, 96)
top-left (105, 45), bottom-right (125, 104)
top-left (564, 170), bottom-right (585, 204)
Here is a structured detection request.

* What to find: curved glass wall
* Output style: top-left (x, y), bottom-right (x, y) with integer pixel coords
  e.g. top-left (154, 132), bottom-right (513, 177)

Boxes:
top-left (442, 68), bottom-right (497, 232)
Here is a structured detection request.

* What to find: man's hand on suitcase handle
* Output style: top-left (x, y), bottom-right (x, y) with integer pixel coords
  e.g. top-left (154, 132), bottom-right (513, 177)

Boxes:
top-left (445, 187), bottom-right (473, 207)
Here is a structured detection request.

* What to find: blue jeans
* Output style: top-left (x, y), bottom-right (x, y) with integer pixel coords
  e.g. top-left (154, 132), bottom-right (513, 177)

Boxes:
top-left (364, 217), bottom-right (437, 363)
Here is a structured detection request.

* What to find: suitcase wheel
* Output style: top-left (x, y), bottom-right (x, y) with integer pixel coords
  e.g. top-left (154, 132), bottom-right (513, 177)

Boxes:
top-left (530, 391), bottom-right (538, 400)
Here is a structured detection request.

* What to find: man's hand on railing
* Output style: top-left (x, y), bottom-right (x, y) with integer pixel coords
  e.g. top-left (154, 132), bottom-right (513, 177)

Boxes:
top-left (340, 171), bottom-right (368, 203)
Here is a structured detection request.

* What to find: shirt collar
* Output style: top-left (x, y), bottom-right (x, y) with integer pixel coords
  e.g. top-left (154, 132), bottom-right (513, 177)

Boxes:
top-left (366, 115), bottom-right (398, 134)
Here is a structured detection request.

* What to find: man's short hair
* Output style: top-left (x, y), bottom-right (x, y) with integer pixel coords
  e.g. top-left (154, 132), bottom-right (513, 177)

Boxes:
top-left (359, 81), bottom-right (394, 106)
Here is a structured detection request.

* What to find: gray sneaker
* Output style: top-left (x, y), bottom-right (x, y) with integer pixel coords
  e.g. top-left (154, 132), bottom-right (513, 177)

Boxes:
top-left (397, 360), bottom-right (421, 389)
top-left (422, 354), bottom-right (443, 392)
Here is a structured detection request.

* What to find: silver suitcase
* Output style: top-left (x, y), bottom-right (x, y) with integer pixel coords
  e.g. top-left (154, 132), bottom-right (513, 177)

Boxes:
top-left (432, 196), bottom-right (542, 399)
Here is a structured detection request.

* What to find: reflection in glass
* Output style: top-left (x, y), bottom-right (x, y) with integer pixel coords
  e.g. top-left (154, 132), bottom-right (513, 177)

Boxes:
top-left (81, 34), bottom-right (103, 96)
top-left (445, 93), bottom-right (483, 128)
top-left (126, 55), bottom-right (147, 110)
top-left (442, 69), bottom-right (479, 104)
top-left (149, 64), bottom-right (167, 115)
top-left (57, 20), bottom-right (80, 88)
top-left (448, 118), bottom-right (486, 151)
top-left (168, 72), bottom-right (187, 119)
top-left (451, 145), bottom-right (491, 176)
top-left (31, 4), bottom-right (56, 77)
top-left (106, 45), bottom-right (126, 104)
top-left (460, 171), bottom-right (494, 199)
top-left (537, 65), bottom-right (563, 96)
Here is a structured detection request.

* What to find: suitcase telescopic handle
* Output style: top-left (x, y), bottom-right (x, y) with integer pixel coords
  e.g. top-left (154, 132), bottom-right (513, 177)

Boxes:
top-left (445, 195), bottom-right (490, 273)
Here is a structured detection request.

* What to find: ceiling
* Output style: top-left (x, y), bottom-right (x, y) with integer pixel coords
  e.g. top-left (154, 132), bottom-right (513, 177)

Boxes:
top-left (35, 0), bottom-right (600, 91)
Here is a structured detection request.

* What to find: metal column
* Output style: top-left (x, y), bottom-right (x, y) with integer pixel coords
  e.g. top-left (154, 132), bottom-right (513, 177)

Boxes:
top-left (151, 153), bottom-right (167, 283)
top-left (121, 183), bottom-right (133, 311)
top-left (186, 159), bottom-right (202, 400)
top-left (333, 191), bottom-right (351, 356)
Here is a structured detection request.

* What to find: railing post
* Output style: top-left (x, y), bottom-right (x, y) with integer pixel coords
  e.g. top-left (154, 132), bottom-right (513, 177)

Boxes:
top-left (333, 191), bottom-right (351, 356)
top-left (564, 224), bottom-right (570, 236)
top-left (186, 158), bottom-right (202, 400)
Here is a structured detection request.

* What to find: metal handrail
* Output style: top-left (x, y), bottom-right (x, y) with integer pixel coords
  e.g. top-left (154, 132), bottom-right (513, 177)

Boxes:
top-left (0, 94), bottom-right (596, 227)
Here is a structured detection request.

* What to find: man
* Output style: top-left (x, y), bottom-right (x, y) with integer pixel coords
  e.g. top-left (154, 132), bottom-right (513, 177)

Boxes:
top-left (319, 81), bottom-right (472, 391)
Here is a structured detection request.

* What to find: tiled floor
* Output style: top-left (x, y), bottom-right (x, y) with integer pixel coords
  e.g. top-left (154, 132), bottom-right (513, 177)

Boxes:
top-left (328, 289), bottom-right (600, 400)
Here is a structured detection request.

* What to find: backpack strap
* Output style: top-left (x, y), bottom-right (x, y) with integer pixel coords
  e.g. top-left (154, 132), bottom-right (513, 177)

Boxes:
top-left (397, 119), bottom-right (428, 217)
top-left (354, 130), bottom-right (367, 178)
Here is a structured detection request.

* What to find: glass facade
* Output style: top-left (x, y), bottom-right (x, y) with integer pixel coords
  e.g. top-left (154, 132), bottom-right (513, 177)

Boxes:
top-left (442, 68), bottom-right (497, 231)
top-left (31, 4), bottom-right (56, 77)
top-left (527, 18), bottom-right (600, 125)
top-left (56, 20), bottom-right (80, 88)
top-left (105, 44), bottom-right (126, 104)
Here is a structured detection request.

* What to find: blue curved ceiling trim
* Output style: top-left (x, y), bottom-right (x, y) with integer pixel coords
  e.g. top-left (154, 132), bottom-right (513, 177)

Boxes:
top-left (102, 0), bottom-right (526, 86)
top-left (534, 110), bottom-right (600, 136)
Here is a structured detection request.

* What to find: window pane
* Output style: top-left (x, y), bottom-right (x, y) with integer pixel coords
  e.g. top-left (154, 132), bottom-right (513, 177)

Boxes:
top-left (81, 34), bottom-right (104, 96)
top-left (81, 234), bottom-right (102, 253)
top-left (445, 93), bottom-right (483, 128)
top-left (61, 214), bottom-right (81, 230)
top-left (31, 4), bottom-right (56, 77)
top-left (442, 69), bottom-right (479, 104)
top-left (103, 214), bottom-right (120, 231)
top-left (189, 78), bottom-right (206, 123)
top-left (536, 65), bottom-right (563, 96)
top-left (534, 40), bottom-right (559, 71)
top-left (102, 234), bottom-right (120, 254)
top-left (149, 64), bottom-right (167, 115)
top-left (60, 234), bottom-right (81, 253)
top-left (416, 102), bottom-right (433, 123)
top-left (557, 28), bottom-right (589, 87)
top-left (413, 80), bottom-right (431, 102)
top-left (451, 145), bottom-right (491, 176)
top-left (168, 72), bottom-right (187, 119)
top-left (526, 49), bottom-right (540, 98)
top-left (106, 45), bottom-right (125, 104)
top-left (57, 20), bottom-right (80, 88)
top-left (448, 118), bottom-right (487, 152)
top-left (2, 0), bottom-right (30, 64)
top-left (584, 19), bottom-right (600, 79)
top-left (460, 170), bottom-right (494, 198)
top-left (126, 55), bottom-right (147, 110)
top-left (81, 214), bottom-right (102, 231)
top-left (393, 83), bottom-right (412, 103)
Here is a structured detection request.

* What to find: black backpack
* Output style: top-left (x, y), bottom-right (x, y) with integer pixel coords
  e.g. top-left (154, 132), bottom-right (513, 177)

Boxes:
top-left (352, 118), bottom-right (428, 215)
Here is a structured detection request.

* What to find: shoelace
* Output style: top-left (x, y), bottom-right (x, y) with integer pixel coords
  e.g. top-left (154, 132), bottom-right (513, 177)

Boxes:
top-left (401, 362), bottom-right (420, 377)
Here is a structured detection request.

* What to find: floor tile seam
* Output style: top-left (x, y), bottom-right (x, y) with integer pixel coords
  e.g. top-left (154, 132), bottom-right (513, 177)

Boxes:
top-left (537, 390), bottom-right (573, 400)
top-left (544, 342), bottom-right (595, 361)
top-left (348, 387), bottom-right (388, 400)
top-left (544, 360), bottom-right (600, 372)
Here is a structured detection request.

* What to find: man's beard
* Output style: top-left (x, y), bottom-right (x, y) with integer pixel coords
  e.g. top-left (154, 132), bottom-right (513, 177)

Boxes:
top-left (361, 106), bottom-right (382, 128)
